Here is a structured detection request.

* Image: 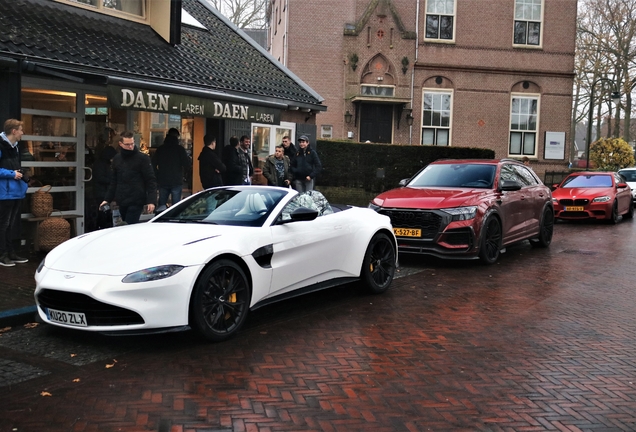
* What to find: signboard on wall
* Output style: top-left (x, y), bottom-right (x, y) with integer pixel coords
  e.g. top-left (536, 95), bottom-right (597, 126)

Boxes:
top-left (544, 131), bottom-right (566, 160)
top-left (107, 85), bottom-right (280, 124)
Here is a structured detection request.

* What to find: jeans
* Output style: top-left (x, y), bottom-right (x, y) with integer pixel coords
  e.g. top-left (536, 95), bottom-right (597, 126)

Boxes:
top-left (294, 178), bottom-right (314, 193)
top-left (119, 205), bottom-right (144, 225)
top-left (157, 185), bottom-right (182, 212)
top-left (0, 199), bottom-right (21, 254)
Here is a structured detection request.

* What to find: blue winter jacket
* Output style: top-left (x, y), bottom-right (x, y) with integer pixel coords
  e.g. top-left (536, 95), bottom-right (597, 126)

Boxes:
top-left (0, 134), bottom-right (28, 200)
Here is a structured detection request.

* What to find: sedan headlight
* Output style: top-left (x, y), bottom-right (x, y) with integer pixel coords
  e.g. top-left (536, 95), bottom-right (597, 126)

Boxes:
top-left (36, 258), bottom-right (46, 273)
top-left (122, 265), bottom-right (184, 283)
top-left (443, 206), bottom-right (478, 221)
top-left (592, 196), bottom-right (611, 203)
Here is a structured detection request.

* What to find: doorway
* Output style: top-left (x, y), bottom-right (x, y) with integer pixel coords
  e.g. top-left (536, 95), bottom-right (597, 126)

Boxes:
top-left (360, 104), bottom-right (393, 143)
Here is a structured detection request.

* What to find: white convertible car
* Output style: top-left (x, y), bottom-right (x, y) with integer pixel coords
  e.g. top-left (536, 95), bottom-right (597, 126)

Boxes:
top-left (35, 187), bottom-right (397, 341)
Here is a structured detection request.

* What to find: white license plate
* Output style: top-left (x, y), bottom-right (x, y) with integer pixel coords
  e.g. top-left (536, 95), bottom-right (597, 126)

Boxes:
top-left (46, 308), bottom-right (87, 327)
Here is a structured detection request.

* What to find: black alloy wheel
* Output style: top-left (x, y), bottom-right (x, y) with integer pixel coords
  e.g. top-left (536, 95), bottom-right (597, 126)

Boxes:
top-left (190, 259), bottom-right (251, 342)
top-left (361, 232), bottom-right (396, 294)
top-left (609, 200), bottom-right (620, 225)
top-left (531, 207), bottom-right (554, 248)
top-left (624, 200), bottom-right (634, 220)
top-left (479, 216), bottom-right (502, 265)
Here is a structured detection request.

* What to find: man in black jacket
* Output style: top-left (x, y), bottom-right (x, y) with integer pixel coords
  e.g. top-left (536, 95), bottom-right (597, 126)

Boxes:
top-left (152, 133), bottom-right (190, 212)
top-left (100, 131), bottom-right (156, 224)
top-left (281, 136), bottom-right (296, 162)
top-left (223, 135), bottom-right (253, 186)
top-left (291, 135), bottom-right (322, 192)
top-left (198, 135), bottom-right (225, 189)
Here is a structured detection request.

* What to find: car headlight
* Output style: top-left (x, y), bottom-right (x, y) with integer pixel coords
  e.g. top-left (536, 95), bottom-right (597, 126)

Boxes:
top-left (368, 202), bottom-right (381, 211)
top-left (552, 198), bottom-right (559, 204)
top-left (36, 258), bottom-right (46, 273)
top-left (443, 206), bottom-right (478, 221)
top-left (122, 265), bottom-right (184, 283)
top-left (592, 196), bottom-right (611, 203)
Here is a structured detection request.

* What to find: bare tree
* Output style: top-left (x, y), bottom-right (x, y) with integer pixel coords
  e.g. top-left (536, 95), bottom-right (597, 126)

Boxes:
top-left (205, 0), bottom-right (268, 29)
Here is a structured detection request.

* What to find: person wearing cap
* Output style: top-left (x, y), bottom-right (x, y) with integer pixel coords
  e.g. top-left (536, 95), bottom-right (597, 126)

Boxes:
top-left (291, 135), bottom-right (322, 192)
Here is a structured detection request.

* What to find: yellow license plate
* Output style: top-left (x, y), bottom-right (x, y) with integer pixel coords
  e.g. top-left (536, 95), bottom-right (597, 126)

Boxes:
top-left (393, 228), bottom-right (422, 237)
top-left (565, 206), bottom-right (584, 211)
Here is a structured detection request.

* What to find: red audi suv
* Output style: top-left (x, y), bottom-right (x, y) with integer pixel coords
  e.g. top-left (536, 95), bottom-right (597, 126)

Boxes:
top-left (369, 159), bottom-right (554, 264)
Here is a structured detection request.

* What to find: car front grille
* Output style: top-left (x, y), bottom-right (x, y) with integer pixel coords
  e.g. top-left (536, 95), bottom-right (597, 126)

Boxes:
top-left (441, 228), bottom-right (474, 247)
top-left (379, 209), bottom-right (442, 239)
top-left (37, 289), bottom-right (144, 326)
top-left (560, 211), bottom-right (589, 218)
top-left (558, 199), bottom-right (590, 206)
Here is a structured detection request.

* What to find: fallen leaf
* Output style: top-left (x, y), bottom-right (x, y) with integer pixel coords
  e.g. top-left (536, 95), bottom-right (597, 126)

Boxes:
top-left (40, 391), bottom-right (52, 397)
top-left (70, 354), bottom-right (77, 357)
top-left (0, 327), bottom-right (11, 333)
top-left (73, 378), bottom-right (80, 383)
top-left (24, 323), bottom-right (39, 329)
top-left (105, 359), bottom-right (118, 368)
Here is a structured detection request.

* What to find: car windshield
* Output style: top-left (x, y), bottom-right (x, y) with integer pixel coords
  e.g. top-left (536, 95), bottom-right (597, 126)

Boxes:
top-left (154, 188), bottom-right (287, 227)
top-left (561, 175), bottom-right (613, 188)
top-left (408, 163), bottom-right (496, 188)
top-left (619, 170), bottom-right (636, 182)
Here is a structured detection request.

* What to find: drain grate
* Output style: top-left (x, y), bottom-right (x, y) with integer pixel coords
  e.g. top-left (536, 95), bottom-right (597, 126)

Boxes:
top-left (561, 249), bottom-right (598, 255)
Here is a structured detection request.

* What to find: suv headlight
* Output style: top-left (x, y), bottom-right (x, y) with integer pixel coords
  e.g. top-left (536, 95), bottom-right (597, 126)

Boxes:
top-left (122, 265), bottom-right (184, 283)
top-left (443, 206), bottom-right (478, 221)
top-left (592, 196), bottom-right (610, 203)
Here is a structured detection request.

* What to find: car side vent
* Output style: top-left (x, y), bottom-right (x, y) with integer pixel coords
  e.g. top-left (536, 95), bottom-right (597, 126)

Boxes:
top-left (252, 244), bottom-right (274, 268)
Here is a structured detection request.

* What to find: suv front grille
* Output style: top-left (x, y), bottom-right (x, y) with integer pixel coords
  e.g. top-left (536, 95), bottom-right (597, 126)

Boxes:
top-left (37, 289), bottom-right (144, 326)
top-left (379, 209), bottom-right (442, 239)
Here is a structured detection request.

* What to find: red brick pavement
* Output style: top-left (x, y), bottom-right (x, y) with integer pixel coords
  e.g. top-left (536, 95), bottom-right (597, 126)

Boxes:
top-left (1, 222), bottom-right (636, 431)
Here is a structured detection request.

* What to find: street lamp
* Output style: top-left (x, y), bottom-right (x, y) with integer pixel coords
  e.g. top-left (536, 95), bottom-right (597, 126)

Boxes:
top-left (586, 78), bottom-right (621, 169)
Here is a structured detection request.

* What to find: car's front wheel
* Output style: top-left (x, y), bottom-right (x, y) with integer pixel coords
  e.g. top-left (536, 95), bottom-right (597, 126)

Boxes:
top-left (479, 215), bottom-right (502, 265)
top-left (361, 232), bottom-right (396, 294)
top-left (609, 200), bottom-right (620, 224)
top-left (623, 200), bottom-right (634, 220)
top-left (190, 259), bottom-right (251, 342)
top-left (531, 207), bottom-right (554, 248)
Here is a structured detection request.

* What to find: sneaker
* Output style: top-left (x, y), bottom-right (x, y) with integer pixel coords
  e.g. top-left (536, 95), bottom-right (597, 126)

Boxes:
top-left (8, 253), bottom-right (28, 264)
top-left (0, 253), bottom-right (15, 267)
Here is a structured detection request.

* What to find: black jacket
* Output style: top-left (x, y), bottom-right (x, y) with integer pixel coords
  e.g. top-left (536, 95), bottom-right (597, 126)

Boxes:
top-left (291, 146), bottom-right (322, 180)
top-left (223, 146), bottom-right (253, 186)
top-left (198, 146), bottom-right (226, 189)
top-left (93, 146), bottom-right (117, 201)
top-left (105, 147), bottom-right (157, 207)
top-left (151, 136), bottom-right (190, 187)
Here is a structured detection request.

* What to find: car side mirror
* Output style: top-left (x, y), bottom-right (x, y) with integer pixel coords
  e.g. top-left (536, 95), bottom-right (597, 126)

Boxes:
top-left (552, 183), bottom-right (559, 189)
top-left (499, 179), bottom-right (522, 192)
top-left (277, 207), bottom-right (319, 224)
top-left (398, 178), bottom-right (409, 187)
top-left (617, 182), bottom-right (628, 189)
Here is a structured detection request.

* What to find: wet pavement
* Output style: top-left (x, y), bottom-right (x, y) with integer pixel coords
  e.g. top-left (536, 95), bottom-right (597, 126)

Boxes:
top-left (1, 219), bottom-right (635, 431)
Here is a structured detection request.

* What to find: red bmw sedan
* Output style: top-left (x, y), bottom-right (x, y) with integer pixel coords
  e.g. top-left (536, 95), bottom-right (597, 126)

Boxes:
top-left (552, 172), bottom-right (633, 223)
top-left (369, 159), bottom-right (554, 264)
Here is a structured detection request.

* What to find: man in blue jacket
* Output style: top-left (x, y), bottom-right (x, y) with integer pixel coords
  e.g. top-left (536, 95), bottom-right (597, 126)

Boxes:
top-left (0, 119), bottom-right (29, 267)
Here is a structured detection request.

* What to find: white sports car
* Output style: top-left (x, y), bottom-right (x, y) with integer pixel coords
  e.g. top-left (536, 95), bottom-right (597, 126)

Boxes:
top-left (35, 187), bottom-right (397, 341)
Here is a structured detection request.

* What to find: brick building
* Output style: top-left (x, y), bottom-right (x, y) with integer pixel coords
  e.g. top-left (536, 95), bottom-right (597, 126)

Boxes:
top-left (269, 0), bottom-right (577, 175)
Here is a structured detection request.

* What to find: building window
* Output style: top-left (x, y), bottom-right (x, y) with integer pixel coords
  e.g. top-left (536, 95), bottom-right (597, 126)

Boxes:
top-left (513, 0), bottom-right (543, 46)
top-left (421, 90), bottom-right (452, 146)
top-left (57, 0), bottom-right (146, 19)
top-left (425, 0), bottom-right (455, 42)
top-left (361, 85), bottom-right (395, 97)
top-left (321, 125), bottom-right (333, 139)
top-left (509, 95), bottom-right (539, 156)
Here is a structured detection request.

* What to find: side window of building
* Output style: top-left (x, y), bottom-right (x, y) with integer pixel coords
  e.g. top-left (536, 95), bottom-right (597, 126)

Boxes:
top-left (513, 0), bottom-right (543, 47)
top-left (424, 0), bottom-right (456, 42)
top-left (421, 90), bottom-right (452, 146)
top-left (509, 94), bottom-right (539, 157)
top-left (512, 165), bottom-right (538, 186)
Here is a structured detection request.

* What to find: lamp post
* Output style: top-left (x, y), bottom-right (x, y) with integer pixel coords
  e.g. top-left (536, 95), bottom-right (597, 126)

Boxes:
top-left (586, 78), bottom-right (621, 169)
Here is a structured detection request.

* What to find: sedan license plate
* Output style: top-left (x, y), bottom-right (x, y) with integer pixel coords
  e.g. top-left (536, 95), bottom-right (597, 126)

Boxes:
top-left (565, 206), bottom-right (584, 211)
top-left (393, 227), bottom-right (421, 237)
top-left (46, 308), bottom-right (87, 327)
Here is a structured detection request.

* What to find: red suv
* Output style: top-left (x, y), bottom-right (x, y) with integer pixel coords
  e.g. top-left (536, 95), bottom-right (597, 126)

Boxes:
top-left (369, 159), bottom-right (554, 264)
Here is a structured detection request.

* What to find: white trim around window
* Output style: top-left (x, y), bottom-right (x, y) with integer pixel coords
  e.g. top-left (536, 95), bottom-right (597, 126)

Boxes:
top-left (513, 0), bottom-right (544, 48)
top-left (55, 0), bottom-right (147, 23)
top-left (509, 93), bottom-right (540, 157)
top-left (421, 89), bottom-right (453, 146)
top-left (424, 0), bottom-right (457, 43)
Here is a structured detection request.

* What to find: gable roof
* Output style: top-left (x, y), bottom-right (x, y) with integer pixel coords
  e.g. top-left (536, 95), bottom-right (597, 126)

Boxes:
top-left (0, 0), bottom-right (324, 110)
top-left (344, 0), bottom-right (415, 39)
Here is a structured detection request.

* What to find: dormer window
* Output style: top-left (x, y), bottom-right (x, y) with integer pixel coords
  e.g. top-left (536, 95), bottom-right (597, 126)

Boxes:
top-left (58, 0), bottom-right (146, 20)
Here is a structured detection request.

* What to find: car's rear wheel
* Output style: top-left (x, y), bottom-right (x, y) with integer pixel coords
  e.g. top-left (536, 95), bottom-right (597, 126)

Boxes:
top-left (530, 207), bottom-right (554, 248)
top-left (361, 232), bottom-right (396, 294)
top-left (609, 200), bottom-right (620, 224)
top-left (479, 216), bottom-right (502, 264)
top-left (623, 200), bottom-right (634, 220)
top-left (190, 259), bottom-right (251, 342)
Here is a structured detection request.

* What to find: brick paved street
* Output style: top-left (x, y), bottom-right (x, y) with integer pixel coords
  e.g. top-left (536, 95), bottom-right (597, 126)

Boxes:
top-left (1, 220), bottom-right (635, 431)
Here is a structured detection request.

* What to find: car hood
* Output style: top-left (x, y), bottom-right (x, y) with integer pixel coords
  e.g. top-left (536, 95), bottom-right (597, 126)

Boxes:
top-left (552, 187), bottom-right (615, 199)
top-left (43, 222), bottom-right (250, 275)
top-left (373, 187), bottom-right (491, 209)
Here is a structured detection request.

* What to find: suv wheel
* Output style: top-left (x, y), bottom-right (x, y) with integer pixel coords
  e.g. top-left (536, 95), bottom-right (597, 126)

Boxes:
top-left (479, 216), bottom-right (502, 265)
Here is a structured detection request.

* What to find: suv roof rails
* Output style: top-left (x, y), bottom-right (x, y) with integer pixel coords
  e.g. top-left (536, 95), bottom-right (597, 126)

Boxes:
top-left (500, 158), bottom-right (523, 164)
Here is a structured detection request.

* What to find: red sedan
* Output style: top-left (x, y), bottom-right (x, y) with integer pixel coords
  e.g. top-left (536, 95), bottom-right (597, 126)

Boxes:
top-left (552, 172), bottom-right (633, 223)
